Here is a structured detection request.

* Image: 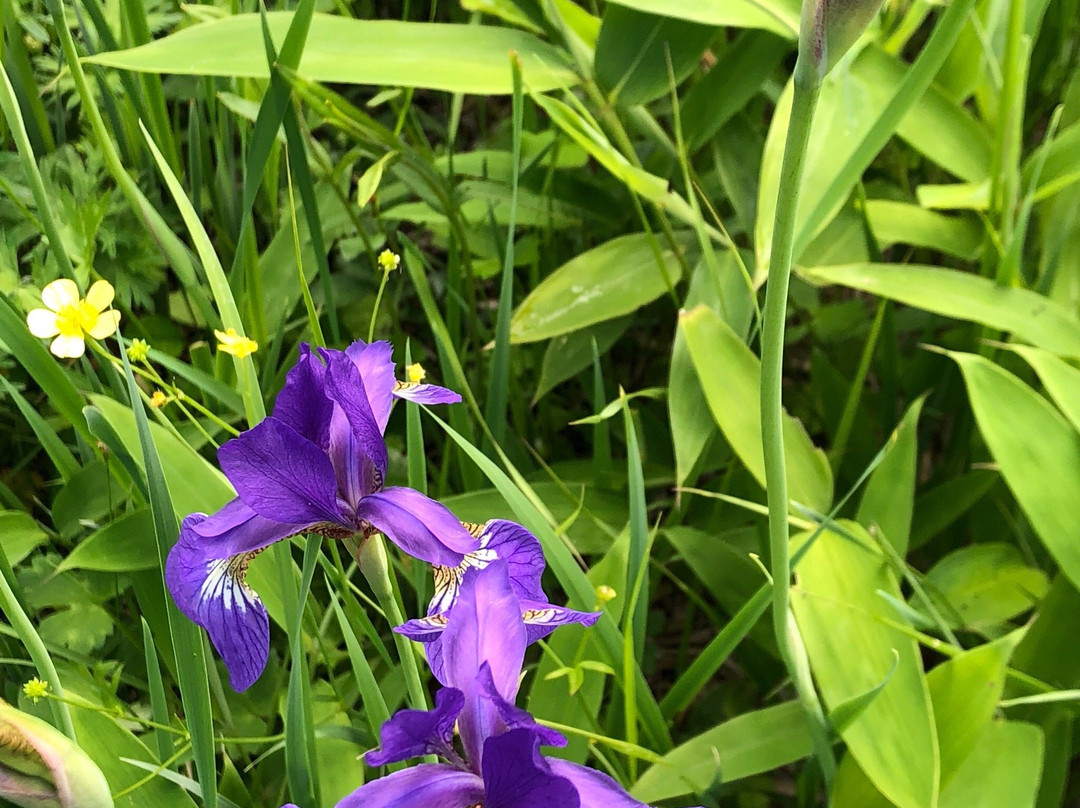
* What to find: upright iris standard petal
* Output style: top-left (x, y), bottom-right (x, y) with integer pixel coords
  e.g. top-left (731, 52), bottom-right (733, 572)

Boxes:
top-left (271, 344), bottom-right (333, 449)
top-left (336, 765), bottom-right (485, 808)
top-left (365, 687), bottom-right (465, 767)
top-left (217, 418), bottom-right (344, 526)
top-left (482, 730), bottom-right (580, 808)
top-left (345, 340), bottom-right (396, 431)
top-left (166, 515), bottom-right (273, 691)
top-left (441, 562), bottom-right (527, 767)
top-left (324, 350), bottom-right (389, 483)
top-left (356, 487), bottom-right (478, 566)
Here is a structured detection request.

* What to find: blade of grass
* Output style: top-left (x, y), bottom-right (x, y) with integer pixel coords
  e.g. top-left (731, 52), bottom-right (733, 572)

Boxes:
top-left (330, 594), bottom-right (390, 742)
top-left (0, 61), bottom-right (73, 277)
top-left (285, 536), bottom-right (322, 807)
top-left (141, 618), bottom-right (175, 764)
top-left (115, 327), bottom-right (218, 808)
top-left (0, 375), bottom-right (78, 480)
top-left (484, 54), bottom-right (524, 448)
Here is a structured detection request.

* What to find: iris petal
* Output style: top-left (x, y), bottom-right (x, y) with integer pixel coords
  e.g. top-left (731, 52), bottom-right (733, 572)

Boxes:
top-left (336, 765), bottom-right (484, 808)
top-left (482, 730), bottom-right (580, 808)
top-left (546, 760), bottom-right (657, 808)
top-left (271, 344), bottom-right (333, 449)
top-left (165, 517), bottom-right (269, 691)
top-left (324, 350), bottom-right (389, 485)
top-left (356, 487), bottom-right (478, 567)
top-left (345, 340), bottom-right (396, 432)
top-left (365, 687), bottom-right (465, 767)
top-left (218, 417), bottom-right (345, 527)
top-left (391, 380), bottom-right (462, 406)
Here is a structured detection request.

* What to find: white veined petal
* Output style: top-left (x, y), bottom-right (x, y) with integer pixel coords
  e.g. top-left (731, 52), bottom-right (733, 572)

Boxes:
top-left (49, 333), bottom-right (86, 358)
top-left (41, 279), bottom-right (80, 311)
top-left (85, 280), bottom-right (115, 312)
top-left (87, 309), bottom-right (121, 339)
top-left (26, 309), bottom-right (60, 338)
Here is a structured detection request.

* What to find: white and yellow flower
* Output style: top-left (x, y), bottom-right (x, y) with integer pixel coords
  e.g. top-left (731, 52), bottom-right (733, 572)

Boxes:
top-left (26, 279), bottom-right (120, 359)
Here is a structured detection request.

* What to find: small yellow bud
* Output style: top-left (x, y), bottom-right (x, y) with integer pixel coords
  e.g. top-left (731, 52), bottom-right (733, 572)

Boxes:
top-left (377, 249), bottom-right (401, 273)
top-left (214, 327), bottom-right (258, 359)
top-left (595, 585), bottom-right (617, 606)
top-left (149, 390), bottom-right (168, 409)
top-left (127, 338), bottom-right (150, 363)
top-left (405, 363), bottom-right (426, 384)
top-left (22, 677), bottom-right (49, 704)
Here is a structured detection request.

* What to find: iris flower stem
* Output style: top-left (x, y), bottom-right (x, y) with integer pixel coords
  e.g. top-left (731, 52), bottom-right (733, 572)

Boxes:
top-left (355, 535), bottom-right (429, 711)
top-left (760, 60), bottom-right (836, 788)
top-left (0, 557), bottom-right (75, 737)
top-left (368, 271), bottom-right (391, 344)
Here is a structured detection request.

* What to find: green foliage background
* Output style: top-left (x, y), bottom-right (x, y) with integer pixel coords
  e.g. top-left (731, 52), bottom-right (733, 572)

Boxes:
top-left (1, 0), bottom-right (1079, 805)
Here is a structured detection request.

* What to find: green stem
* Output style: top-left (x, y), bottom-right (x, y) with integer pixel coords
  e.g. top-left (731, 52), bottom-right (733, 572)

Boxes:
top-left (0, 552), bottom-right (75, 737)
top-left (356, 536), bottom-right (428, 710)
top-left (760, 62), bottom-right (836, 787)
top-left (368, 271), bottom-right (390, 343)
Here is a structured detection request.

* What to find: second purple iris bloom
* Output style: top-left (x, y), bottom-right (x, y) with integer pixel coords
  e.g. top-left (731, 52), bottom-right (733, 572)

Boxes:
top-left (166, 340), bottom-right (470, 690)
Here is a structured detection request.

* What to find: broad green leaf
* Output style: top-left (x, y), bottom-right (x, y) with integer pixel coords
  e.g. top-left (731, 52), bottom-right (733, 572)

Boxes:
top-left (928, 635), bottom-right (1021, 786)
top-left (948, 352), bottom-right (1080, 589)
top-left (594, 5), bottom-right (715, 106)
top-left (680, 304), bottom-right (833, 512)
top-left (0, 511), bottom-right (47, 566)
top-left (85, 13), bottom-right (578, 94)
top-left (910, 469), bottom-right (998, 550)
top-left (792, 522), bottom-right (938, 808)
top-left (604, 0), bottom-right (799, 37)
top-left (925, 544), bottom-right (1048, 630)
top-left (856, 397), bottom-right (923, 556)
top-left (510, 233), bottom-right (686, 344)
top-left (88, 396), bottom-right (231, 517)
top-left (39, 603), bottom-right (113, 654)
top-left (801, 265), bottom-right (1080, 358)
top-left (1012, 576), bottom-right (1080, 688)
top-left (631, 701), bottom-right (812, 802)
top-left (534, 316), bottom-right (630, 401)
top-left (831, 754), bottom-right (896, 808)
top-left (865, 200), bottom-right (982, 261)
top-left (55, 509), bottom-right (158, 574)
top-left (1009, 345), bottom-right (1080, 432)
top-left (938, 722), bottom-right (1043, 808)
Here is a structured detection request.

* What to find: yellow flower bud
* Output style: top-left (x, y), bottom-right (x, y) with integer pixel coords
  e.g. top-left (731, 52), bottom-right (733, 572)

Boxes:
top-left (149, 391), bottom-right (168, 409)
top-left (126, 338), bottom-right (150, 363)
top-left (377, 249), bottom-right (401, 273)
top-left (21, 678), bottom-right (49, 704)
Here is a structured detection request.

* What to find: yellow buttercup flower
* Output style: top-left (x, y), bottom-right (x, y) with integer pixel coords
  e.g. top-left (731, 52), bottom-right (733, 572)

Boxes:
top-left (405, 362), bottom-right (426, 384)
top-left (214, 327), bottom-right (258, 359)
top-left (127, 338), bottom-right (150, 363)
top-left (26, 279), bottom-right (121, 359)
top-left (22, 677), bottom-right (49, 704)
top-left (149, 390), bottom-right (169, 408)
top-left (377, 249), bottom-right (401, 273)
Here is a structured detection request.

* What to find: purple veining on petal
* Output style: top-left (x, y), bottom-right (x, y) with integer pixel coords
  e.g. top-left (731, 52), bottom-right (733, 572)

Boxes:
top-left (217, 417), bottom-right (345, 526)
top-left (520, 601), bottom-right (602, 644)
top-left (476, 663), bottom-right (566, 749)
top-left (166, 515), bottom-right (270, 691)
top-left (324, 349), bottom-right (389, 485)
top-left (482, 729), bottom-right (580, 808)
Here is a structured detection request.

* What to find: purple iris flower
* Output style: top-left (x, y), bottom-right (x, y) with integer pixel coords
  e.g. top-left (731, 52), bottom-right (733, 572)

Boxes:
top-left (395, 519), bottom-right (600, 683)
top-left (165, 340), bottom-right (473, 691)
top-left (339, 561), bottom-right (658, 808)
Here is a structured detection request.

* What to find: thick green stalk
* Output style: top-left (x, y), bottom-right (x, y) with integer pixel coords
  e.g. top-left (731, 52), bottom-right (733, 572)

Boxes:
top-left (759, 60), bottom-right (836, 786)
